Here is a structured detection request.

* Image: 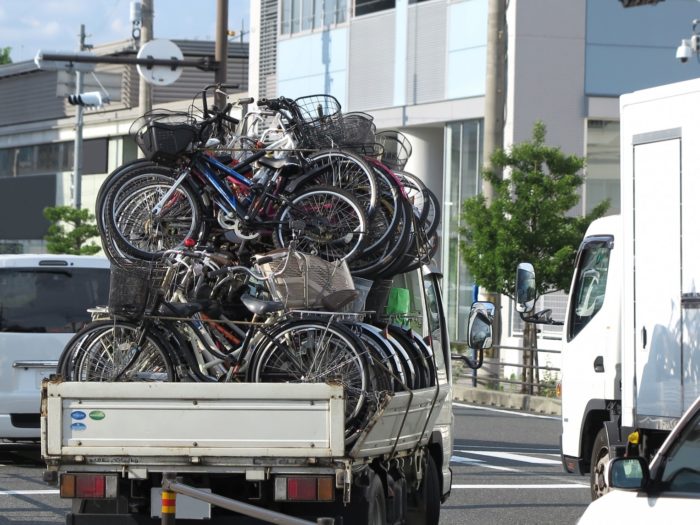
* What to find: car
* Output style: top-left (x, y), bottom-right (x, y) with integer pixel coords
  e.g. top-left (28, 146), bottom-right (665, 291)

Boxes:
top-left (0, 254), bottom-right (110, 440)
top-left (578, 394), bottom-right (700, 523)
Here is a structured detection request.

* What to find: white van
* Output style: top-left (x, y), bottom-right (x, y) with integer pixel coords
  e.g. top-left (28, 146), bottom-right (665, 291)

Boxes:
top-left (0, 255), bottom-right (110, 440)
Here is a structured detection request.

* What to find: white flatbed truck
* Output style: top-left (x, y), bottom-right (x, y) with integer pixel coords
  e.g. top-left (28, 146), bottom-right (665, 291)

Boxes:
top-left (41, 267), bottom-right (489, 524)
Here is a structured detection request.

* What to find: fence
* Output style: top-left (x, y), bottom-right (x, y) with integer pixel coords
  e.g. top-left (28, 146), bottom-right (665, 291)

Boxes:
top-left (452, 342), bottom-right (561, 397)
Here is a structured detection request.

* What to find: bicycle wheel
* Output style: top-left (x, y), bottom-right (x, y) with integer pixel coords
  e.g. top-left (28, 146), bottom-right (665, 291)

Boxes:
top-left (247, 319), bottom-right (370, 431)
top-left (62, 320), bottom-right (176, 382)
top-left (274, 186), bottom-right (367, 262)
top-left (302, 150), bottom-right (378, 218)
top-left (105, 168), bottom-right (204, 261)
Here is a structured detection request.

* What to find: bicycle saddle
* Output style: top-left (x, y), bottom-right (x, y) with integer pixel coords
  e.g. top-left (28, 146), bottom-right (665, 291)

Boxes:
top-left (241, 293), bottom-right (284, 315)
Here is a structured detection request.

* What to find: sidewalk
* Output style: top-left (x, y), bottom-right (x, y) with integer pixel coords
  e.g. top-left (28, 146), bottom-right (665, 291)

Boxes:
top-left (451, 377), bottom-right (561, 416)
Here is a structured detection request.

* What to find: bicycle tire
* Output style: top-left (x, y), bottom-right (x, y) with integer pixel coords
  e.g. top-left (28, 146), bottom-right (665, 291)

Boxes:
top-left (393, 170), bottom-right (430, 225)
top-left (105, 168), bottom-right (204, 261)
top-left (302, 150), bottom-right (378, 218)
top-left (274, 185), bottom-right (367, 262)
top-left (246, 318), bottom-right (370, 436)
top-left (360, 160), bottom-right (406, 254)
top-left (60, 320), bottom-right (177, 382)
top-left (351, 322), bottom-right (409, 392)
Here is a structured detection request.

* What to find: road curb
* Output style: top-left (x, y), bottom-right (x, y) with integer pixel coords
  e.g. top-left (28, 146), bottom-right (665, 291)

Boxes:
top-left (452, 383), bottom-right (561, 416)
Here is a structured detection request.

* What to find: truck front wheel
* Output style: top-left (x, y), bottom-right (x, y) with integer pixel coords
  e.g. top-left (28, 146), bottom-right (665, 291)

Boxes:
top-left (590, 428), bottom-right (611, 500)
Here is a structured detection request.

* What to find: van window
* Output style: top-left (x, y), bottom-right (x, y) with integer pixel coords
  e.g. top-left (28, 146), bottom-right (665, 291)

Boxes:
top-left (0, 268), bottom-right (110, 333)
top-left (568, 237), bottom-right (613, 341)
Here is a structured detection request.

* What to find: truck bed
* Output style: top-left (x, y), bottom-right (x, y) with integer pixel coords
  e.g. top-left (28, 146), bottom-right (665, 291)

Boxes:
top-left (41, 379), bottom-right (448, 475)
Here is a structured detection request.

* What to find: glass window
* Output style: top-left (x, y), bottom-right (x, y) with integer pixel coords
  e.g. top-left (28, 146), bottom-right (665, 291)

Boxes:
top-left (355, 0), bottom-right (395, 17)
top-left (36, 143), bottom-right (62, 174)
top-left (586, 120), bottom-right (620, 214)
top-left (442, 120), bottom-right (482, 342)
top-left (0, 268), bottom-right (110, 333)
top-left (660, 411), bottom-right (700, 493)
top-left (281, 0), bottom-right (292, 34)
top-left (567, 237), bottom-right (612, 340)
top-left (302, 0), bottom-right (314, 30)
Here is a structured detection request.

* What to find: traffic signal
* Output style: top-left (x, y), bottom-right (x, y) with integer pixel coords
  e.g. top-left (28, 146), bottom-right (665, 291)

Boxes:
top-left (67, 91), bottom-right (107, 108)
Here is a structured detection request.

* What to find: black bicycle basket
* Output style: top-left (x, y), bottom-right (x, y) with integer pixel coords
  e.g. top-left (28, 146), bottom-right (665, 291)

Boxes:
top-left (108, 262), bottom-right (167, 320)
top-left (131, 109), bottom-right (199, 165)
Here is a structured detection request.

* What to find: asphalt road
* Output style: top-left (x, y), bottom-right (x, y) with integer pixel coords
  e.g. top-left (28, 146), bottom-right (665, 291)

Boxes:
top-left (0, 403), bottom-right (591, 525)
top-left (442, 403), bottom-right (590, 525)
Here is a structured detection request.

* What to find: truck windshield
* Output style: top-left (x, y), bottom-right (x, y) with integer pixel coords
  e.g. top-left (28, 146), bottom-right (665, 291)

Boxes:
top-left (568, 238), bottom-right (612, 341)
top-left (0, 268), bottom-right (110, 333)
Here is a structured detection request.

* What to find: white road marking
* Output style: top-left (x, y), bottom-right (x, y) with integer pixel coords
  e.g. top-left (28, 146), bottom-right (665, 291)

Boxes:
top-left (450, 456), bottom-right (520, 472)
top-left (453, 402), bottom-right (560, 420)
top-left (0, 490), bottom-right (59, 495)
top-left (451, 484), bottom-right (587, 489)
top-left (459, 450), bottom-right (561, 465)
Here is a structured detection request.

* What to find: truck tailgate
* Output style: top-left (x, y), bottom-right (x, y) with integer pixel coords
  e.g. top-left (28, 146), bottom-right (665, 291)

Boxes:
top-left (42, 381), bottom-right (345, 459)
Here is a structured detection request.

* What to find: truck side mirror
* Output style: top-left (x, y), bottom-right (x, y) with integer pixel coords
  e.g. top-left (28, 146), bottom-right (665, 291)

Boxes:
top-left (607, 457), bottom-right (649, 490)
top-left (468, 301), bottom-right (495, 350)
top-left (452, 301), bottom-right (495, 370)
top-left (515, 262), bottom-right (536, 313)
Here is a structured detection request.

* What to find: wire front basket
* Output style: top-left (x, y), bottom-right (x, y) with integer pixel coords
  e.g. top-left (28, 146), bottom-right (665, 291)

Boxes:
top-left (376, 130), bottom-right (413, 171)
top-left (293, 94), bottom-right (344, 149)
top-left (130, 109), bottom-right (199, 165)
top-left (108, 262), bottom-right (168, 320)
top-left (256, 250), bottom-right (356, 310)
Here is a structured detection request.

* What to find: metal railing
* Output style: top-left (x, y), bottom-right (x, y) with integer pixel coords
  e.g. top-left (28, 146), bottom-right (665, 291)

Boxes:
top-left (452, 342), bottom-right (561, 397)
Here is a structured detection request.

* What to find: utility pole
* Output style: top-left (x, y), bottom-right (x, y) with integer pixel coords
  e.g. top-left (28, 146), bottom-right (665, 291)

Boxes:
top-left (72, 24), bottom-right (87, 209)
top-left (138, 0), bottom-right (154, 116)
top-left (214, 0), bottom-right (229, 109)
top-left (481, 0), bottom-right (507, 380)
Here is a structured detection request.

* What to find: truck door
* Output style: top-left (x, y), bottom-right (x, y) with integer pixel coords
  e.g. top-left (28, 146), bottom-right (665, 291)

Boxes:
top-left (632, 133), bottom-right (682, 425)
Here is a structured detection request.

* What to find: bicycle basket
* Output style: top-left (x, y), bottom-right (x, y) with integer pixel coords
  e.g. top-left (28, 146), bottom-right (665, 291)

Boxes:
top-left (293, 95), bottom-right (344, 149)
top-left (108, 263), bottom-right (168, 320)
top-left (131, 109), bottom-right (199, 165)
top-left (256, 250), bottom-right (355, 310)
top-left (376, 130), bottom-right (413, 171)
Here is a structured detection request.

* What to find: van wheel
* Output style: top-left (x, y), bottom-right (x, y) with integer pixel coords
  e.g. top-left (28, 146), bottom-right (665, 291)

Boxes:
top-left (590, 428), bottom-right (611, 500)
top-left (407, 453), bottom-right (440, 525)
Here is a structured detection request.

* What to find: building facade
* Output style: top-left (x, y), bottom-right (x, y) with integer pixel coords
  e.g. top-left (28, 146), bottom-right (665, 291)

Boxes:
top-left (0, 39), bottom-right (248, 253)
top-left (247, 0), bottom-right (700, 353)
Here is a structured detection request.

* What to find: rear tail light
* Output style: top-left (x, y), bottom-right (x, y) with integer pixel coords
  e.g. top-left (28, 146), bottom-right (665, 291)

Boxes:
top-left (274, 476), bottom-right (335, 502)
top-left (60, 474), bottom-right (117, 499)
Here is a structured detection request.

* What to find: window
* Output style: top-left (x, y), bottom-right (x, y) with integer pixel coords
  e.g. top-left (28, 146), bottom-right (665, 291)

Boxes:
top-left (567, 237), bottom-right (613, 340)
top-left (660, 412), bottom-right (700, 493)
top-left (442, 120), bottom-right (482, 341)
top-left (355, 0), bottom-right (395, 16)
top-left (586, 120), bottom-right (620, 214)
top-left (0, 268), bottom-right (110, 333)
top-left (280, 0), bottom-right (347, 35)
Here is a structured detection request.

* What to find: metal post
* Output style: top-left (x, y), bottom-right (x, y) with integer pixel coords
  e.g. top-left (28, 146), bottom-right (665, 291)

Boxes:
top-left (138, 0), bottom-right (153, 117)
top-left (214, 0), bottom-right (229, 109)
top-left (479, 0), bottom-right (508, 382)
top-left (72, 24), bottom-right (86, 210)
top-left (161, 473), bottom-right (177, 525)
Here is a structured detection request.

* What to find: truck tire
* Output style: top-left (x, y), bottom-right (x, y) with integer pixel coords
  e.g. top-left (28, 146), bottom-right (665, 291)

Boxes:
top-left (367, 474), bottom-right (387, 525)
top-left (407, 453), bottom-right (440, 525)
top-left (590, 428), bottom-right (611, 500)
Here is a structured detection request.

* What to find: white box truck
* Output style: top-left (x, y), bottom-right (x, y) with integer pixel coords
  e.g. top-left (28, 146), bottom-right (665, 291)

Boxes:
top-left (517, 77), bottom-right (700, 499)
top-left (41, 266), bottom-right (490, 524)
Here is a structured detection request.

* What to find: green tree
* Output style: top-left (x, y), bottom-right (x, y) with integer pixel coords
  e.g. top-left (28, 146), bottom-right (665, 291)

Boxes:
top-left (460, 121), bottom-right (608, 300)
top-left (459, 121), bottom-right (609, 392)
top-left (43, 206), bottom-right (102, 255)
top-left (0, 47), bottom-right (11, 65)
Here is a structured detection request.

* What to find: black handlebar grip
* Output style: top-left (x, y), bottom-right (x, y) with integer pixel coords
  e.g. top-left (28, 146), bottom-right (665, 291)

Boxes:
top-left (254, 256), bottom-right (274, 265)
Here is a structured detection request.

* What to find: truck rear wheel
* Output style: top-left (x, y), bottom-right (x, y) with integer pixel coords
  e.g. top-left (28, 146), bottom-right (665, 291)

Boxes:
top-left (367, 474), bottom-right (387, 525)
top-left (407, 453), bottom-right (440, 525)
top-left (590, 428), bottom-right (611, 500)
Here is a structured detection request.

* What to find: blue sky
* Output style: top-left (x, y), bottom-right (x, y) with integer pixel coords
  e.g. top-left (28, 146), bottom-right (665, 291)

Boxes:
top-left (0, 0), bottom-right (251, 63)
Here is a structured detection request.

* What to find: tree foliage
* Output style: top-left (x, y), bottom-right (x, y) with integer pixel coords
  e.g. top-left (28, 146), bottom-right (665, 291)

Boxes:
top-left (459, 121), bottom-right (609, 301)
top-left (0, 47), bottom-right (11, 65)
top-left (43, 206), bottom-right (102, 255)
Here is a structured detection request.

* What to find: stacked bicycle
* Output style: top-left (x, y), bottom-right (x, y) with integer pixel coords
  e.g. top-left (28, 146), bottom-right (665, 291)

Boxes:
top-left (61, 85), bottom-right (443, 447)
